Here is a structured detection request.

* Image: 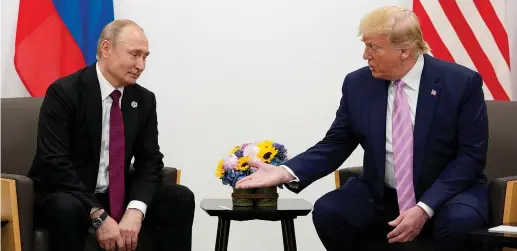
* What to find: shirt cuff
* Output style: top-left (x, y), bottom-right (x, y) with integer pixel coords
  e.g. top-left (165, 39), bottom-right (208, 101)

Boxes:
top-left (281, 165), bottom-right (300, 189)
top-left (90, 207), bottom-right (100, 215)
top-left (127, 200), bottom-right (148, 220)
top-left (417, 201), bottom-right (434, 218)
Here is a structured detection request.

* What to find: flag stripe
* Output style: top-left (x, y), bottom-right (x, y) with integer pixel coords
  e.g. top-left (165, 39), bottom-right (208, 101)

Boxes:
top-left (413, 0), bottom-right (454, 62)
top-left (14, 0), bottom-right (114, 97)
top-left (14, 0), bottom-right (86, 97)
top-left (473, 0), bottom-right (510, 69)
top-left (52, 0), bottom-right (114, 65)
top-left (458, 0), bottom-right (511, 98)
top-left (418, 0), bottom-right (494, 100)
top-left (439, 0), bottom-right (509, 100)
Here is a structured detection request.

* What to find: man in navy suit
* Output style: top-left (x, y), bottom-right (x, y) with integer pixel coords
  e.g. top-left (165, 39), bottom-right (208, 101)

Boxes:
top-left (236, 6), bottom-right (488, 251)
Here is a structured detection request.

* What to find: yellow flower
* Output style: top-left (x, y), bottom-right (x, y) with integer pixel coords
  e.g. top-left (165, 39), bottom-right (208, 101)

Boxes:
top-left (236, 156), bottom-right (251, 171)
top-left (215, 159), bottom-right (225, 178)
top-left (229, 146), bottom-right (241, 154)
top-left (257, 140), bottom-right (278, 163)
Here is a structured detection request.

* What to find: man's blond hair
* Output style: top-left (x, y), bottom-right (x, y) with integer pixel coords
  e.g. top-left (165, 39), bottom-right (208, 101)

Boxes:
top-left (96, 19), bottom-right (142, 59)
top-left (358, 6), bottom-right (430, 55)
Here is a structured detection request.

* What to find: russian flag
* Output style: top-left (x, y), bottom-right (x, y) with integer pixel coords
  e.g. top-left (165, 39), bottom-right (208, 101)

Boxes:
top-left (14, 0), bottom-right (114, 97)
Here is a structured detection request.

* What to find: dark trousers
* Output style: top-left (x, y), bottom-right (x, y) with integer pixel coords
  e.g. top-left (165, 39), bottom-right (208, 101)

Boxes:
top-left (34, 184), bottom-right (195, 251)
top-left (312, 177), bottom-right (486, 251)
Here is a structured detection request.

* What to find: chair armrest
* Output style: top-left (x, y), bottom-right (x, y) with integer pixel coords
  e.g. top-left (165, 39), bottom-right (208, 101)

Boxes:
top-left (162, 167), bottom-right (180, 185)
top-left (128, 164), bottom-right (180, 185)
top-left (1, 173), bottom-right (34, 251)
top-left (335, 166), bottom-right (364, 188)
top-left (488, 175), bottom-right (517, 226)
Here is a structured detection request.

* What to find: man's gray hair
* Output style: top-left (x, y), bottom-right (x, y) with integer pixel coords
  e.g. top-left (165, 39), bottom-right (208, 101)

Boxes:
top-left (96, 19), bottom-right (142, 59)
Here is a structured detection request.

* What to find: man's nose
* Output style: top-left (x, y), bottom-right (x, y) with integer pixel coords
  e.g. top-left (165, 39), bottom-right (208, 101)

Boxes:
top-left (135, 57), bottom-right (145, 71)
top-left (363, 47), bottom-right (371, 60)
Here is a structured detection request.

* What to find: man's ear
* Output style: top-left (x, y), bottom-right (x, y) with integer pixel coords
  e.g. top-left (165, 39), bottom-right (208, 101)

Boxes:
top-left (399, 46), bottom-right (411, 60)
top-left (100, 40), bottom-right (112, 59)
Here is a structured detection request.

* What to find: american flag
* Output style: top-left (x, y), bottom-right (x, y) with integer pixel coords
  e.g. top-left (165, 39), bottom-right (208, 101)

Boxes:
top-left (413, 0), bottom-right (512, 101)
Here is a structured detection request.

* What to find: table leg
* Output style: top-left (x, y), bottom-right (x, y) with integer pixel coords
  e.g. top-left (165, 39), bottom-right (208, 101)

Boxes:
top-left (215, 217), bottom-right (231, 251)
top-left (281, 219), bottom-right (297, 251)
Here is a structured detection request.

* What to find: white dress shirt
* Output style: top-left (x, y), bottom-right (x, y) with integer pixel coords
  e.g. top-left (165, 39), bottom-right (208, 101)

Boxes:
top-left (283, 55), bottom-right (434, 217)
top-left (92, 63), bottom-right (147, 217)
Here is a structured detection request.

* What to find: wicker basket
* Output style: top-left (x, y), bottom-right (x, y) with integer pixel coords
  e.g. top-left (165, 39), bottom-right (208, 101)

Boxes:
top-left (232, 186), bottom-right (278, 208)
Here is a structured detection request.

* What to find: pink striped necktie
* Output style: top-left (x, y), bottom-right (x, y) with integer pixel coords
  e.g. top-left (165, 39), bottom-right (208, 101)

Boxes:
top-left (392, 80), bottom-right (416, 213)
top-left (109, 90), bottom-right (125, 222)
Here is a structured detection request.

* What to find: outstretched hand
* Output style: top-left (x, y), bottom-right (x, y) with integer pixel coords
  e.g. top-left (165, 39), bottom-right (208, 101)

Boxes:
top-left (235, 158), bottom-right (294, 189)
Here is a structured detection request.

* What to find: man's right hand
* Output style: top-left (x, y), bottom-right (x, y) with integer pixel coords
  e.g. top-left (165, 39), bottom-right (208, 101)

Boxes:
top-left (235, 158), bottom-right (294, 189)
top-left (91, 209), bottom-right (125, 251)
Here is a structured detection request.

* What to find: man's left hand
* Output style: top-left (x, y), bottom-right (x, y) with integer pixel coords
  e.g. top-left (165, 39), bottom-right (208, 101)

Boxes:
top-left (118, 209), bottom-right (143, 251)
top-left (387, 205), bottom-right (429, 243)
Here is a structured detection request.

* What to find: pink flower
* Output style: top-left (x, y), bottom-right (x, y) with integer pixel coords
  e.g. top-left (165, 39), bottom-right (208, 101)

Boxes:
top-left (223, 154), bottom-right (238, 170)
top-left (243, 144), bottom-right (259, 157)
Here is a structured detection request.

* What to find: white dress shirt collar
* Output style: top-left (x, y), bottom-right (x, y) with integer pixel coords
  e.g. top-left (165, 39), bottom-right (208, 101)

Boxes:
top-left (398, 54), bottom-right (424, 90)
top-left (96, 62), bottom-right (124, 101)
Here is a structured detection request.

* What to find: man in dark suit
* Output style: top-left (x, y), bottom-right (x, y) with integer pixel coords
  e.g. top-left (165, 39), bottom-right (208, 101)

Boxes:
top-left (28, 19), bottom-right (195, 251)
top-left (236, 6), bottom-right (488, 251)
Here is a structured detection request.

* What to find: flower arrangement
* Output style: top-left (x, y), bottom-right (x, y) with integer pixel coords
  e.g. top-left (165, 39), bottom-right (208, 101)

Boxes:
top-left (215, 140), bottom-right (289, 187)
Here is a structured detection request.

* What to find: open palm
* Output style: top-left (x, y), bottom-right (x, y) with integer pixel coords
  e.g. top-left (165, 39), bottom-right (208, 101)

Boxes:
top-left (235, 159), bottom-right (292, 189)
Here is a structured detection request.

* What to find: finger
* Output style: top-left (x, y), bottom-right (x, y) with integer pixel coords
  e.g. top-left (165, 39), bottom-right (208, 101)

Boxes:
top-left (236, 178), bottom-right (265, 189)
top-left (117, 236), bottom-right (125, 251)
top-left (387, 223), bottom-right (405, 239)
top-left (388, 214), bottom-right (403, 227)
top-left (235, 175), bottom-right (254, 187)
top-left (248, 158), bottom-right (265, 168)
top-left (125, 236), bottom-right (132, 251)
top-left (235, 178), bottom-right (259, 189)
top-left (108, 240), bottom-right (116, 251)
top-left (389, 231), bottom-right (409, 243)
top-left (132, 235), bottom-right (138, 250)
top-left (98, 240), bottom-right (105, 250)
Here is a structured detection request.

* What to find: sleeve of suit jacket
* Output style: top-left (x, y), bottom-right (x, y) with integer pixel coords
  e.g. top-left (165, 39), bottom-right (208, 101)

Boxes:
top-left (36, 84), bottom-right (102, 211)
top-left (129, 92), bottom-right (164, 206)
top-left (419, 71), bottom-right (489, 210)
top-left (283, 74), bottom-right (360, 192)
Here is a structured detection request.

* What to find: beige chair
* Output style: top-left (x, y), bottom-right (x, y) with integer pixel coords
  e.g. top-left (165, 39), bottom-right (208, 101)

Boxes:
top-left (334, 100), bottom-right (517, 251)
top-left (0, 97), bottom-right (181, 251)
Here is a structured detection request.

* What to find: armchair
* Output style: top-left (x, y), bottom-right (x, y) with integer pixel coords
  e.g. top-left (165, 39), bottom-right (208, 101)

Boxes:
top-left (333, 100), bottom-right (517, 251)
top-left (0, 97), bottom-right (181, 251)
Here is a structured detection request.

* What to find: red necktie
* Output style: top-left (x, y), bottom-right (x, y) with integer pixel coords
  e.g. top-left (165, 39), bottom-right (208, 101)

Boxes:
top-left (109, 90), bottom-right (125, 222)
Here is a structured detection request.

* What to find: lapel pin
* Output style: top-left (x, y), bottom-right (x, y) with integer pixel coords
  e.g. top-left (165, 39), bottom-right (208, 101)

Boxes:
top-left (431, 89), bottom-right (437, 96)
top-left (131, 101), bottom-right (138, 108)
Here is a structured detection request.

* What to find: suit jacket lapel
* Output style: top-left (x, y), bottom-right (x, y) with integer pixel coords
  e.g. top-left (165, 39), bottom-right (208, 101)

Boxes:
top-left (413, 54), bottom-right (443, 184)
top-left (369, 77), bottom-right (389, 180)
top-left (121, 85), bottom-right (139, 163)
top-left (81, 65), bottom-right (103, 163)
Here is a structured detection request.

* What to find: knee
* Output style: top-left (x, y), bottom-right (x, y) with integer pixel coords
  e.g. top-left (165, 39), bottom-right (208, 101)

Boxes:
top-left (433, 204), bottom-right (485, 239)
top-left (161, 184), bottom-right (195, 213)
top-left (44, 192), bottom-right (87, 225)
top-left (312, 193), bottom-right (338, 229)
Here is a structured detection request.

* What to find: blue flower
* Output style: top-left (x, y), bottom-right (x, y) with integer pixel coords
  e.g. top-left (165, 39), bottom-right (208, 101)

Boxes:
top-left (270, 157), bottom-right (284, 166)
top-left (273, 143), bottom-right (288, 161)
top-left (234, 149), bottom-right (244, 158)
top-left (222, 169), bottom-right (247, 187)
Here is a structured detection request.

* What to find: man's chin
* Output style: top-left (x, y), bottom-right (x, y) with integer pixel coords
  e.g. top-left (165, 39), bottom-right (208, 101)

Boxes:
top-left (124, 77), bottom-right (138, 85)
top-left (370, 70), bottom-right (381, 79)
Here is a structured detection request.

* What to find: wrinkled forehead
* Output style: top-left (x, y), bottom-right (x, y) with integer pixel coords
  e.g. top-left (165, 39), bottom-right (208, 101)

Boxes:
top-left (361, 34), bottom-right (389, 45)
top-left (116, 27), bottom-right (150, 53)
